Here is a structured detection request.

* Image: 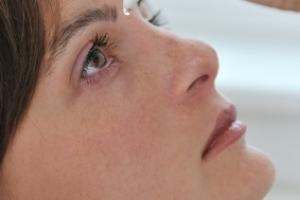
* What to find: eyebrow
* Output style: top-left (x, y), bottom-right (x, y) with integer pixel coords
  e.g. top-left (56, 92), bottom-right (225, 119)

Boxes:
top-left (49, 5), bottom-right (118, 59)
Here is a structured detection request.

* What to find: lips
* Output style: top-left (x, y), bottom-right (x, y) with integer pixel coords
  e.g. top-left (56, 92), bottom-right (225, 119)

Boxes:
top-left (202, 105), bottom-right (247, 160)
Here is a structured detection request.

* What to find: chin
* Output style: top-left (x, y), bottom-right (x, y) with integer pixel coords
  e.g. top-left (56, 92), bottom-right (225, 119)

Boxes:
top-left (199, 142), bottom-right (275, 200)
top-left (241, 145), bottom-right (276, 200)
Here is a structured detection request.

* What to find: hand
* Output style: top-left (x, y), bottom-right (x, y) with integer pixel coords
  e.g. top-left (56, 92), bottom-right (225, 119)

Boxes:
top-left (246, 0), bottom-right (300, 11)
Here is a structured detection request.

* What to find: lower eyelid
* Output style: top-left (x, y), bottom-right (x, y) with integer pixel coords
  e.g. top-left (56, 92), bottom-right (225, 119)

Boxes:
top-left (80, 58), bottom-right (120, 87)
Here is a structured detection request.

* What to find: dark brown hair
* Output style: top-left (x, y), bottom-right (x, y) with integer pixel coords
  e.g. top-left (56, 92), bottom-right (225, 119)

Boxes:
top-left (0, 0), bottom-right (45, 166)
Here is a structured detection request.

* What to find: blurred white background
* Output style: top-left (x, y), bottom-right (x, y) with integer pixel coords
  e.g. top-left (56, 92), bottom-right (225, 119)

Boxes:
top-left (150, 0), bottom-right (300, 199)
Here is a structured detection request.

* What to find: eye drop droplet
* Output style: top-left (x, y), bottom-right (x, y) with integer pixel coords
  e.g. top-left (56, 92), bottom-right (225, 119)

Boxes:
top-left (123, 8), bottom-right (130, 16)
top-left (123, 0), bottom-right (136, 15)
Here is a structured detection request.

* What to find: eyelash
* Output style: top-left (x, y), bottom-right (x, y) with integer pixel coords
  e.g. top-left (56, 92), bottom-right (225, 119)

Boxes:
top-left (149, 10), bottom-right (165, 27)
top-left (80, 8), bottom-right (165, 85)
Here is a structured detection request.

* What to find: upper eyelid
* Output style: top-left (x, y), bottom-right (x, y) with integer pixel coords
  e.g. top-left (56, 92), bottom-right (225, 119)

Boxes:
top-left (130, 0), bottom-right (153, 19)
top-left (127, 0), bottom-right (149, 10)
top-left (47, 7), bottom-right (118, 65)
top-left (125, 0), bottom-right (145, 8)
top-left (137, 0), bottom-right (144, 6)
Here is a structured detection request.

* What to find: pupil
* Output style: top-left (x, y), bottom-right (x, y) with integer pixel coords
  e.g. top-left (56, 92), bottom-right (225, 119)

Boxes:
top-left (89, 48), bottom-right (106, 68)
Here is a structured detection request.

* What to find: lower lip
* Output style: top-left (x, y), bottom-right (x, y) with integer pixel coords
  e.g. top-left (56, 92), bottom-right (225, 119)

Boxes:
top-left (202, 121), bottom-right (247, 161)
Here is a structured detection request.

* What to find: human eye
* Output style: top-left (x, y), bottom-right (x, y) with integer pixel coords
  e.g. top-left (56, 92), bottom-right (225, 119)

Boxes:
top-left (132, 0), bottom-right (167, 27)
top-left (79, 33), bottom-right (118, 86)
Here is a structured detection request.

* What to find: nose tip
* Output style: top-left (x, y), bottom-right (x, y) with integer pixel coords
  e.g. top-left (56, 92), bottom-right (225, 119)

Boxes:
top-left (166, 36), bottom-right (219, 99)
top-left (185, 43), bottom-right (219, 93)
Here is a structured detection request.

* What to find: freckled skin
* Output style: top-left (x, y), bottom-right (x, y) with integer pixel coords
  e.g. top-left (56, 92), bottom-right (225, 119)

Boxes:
top-left (0, 0), bottom-right (275, 199)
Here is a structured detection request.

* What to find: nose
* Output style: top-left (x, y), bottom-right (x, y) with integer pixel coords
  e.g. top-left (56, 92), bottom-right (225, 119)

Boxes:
top-left (168, 37), bottom-right (219, 98)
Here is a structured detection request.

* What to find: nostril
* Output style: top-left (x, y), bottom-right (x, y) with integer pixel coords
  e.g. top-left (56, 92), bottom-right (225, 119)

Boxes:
top-left (199, 74), bottom-right (210, 82)
top-left (188, 74), bottom-right (210, 91)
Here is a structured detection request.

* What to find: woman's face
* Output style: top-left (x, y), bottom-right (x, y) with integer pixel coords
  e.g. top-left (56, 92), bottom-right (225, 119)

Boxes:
top-left (2, 0), bottom-right (275, 199)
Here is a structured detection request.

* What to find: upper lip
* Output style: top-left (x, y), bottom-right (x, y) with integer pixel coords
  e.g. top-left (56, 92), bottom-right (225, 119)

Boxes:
top-left (202, 104), bottom-right (237, 158)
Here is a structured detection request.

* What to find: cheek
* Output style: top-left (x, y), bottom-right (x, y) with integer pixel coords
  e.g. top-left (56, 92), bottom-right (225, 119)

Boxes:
top-left (60, 95), bottom-right (198, 178)
top-left (33, 116), bottom-right (190, 198)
